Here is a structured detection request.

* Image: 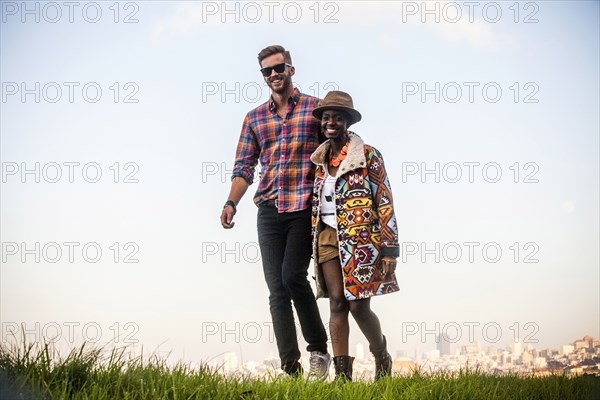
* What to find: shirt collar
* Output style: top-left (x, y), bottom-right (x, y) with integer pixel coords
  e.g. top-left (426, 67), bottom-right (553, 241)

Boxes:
top-left (268, 87), bottom-right (300, 113)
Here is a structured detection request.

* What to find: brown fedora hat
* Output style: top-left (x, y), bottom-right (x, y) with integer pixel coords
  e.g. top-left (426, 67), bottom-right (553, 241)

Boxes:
top-left (312, 90), bottom-right (362, 126)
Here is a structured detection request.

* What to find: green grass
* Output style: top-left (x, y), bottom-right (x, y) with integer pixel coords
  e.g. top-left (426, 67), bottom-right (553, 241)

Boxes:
top-left (1, 342), bottom-right (599, 400)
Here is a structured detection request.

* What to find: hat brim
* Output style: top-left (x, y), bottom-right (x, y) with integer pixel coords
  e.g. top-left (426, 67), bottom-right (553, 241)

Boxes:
top-left (312, 105), bottom-right (362, 126)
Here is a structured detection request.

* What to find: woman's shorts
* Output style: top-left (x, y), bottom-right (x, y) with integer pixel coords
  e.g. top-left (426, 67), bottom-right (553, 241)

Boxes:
top-left (318, 223), bottom-right (339, 263)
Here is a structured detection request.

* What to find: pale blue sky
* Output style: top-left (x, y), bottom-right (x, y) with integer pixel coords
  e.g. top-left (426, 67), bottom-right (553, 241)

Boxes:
top-left (1, 1), bottom-right (598, 364)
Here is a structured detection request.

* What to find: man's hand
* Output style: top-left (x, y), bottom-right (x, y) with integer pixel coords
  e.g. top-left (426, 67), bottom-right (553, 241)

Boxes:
top-left (381, 256), bottom-right (397, 276)
top-left (220, 177), bottom-right (249, 229)
top-left (221, 205), bottom-right (236, 229)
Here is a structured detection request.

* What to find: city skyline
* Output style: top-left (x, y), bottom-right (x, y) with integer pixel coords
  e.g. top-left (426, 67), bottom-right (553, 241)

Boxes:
top-left (210, 335), bottom-right (600, 379)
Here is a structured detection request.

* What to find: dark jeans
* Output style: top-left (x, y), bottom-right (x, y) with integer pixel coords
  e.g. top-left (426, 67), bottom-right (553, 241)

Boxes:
top-left (257, 205), bottom-right (328, 373)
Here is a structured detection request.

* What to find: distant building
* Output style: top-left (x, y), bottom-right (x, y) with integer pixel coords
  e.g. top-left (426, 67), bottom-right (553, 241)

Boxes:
top-left (574, 341), bottom-right (587, 350)
top-left (546, 360), bottom-right (565, 371)
top-left (423, 349), bottom-right (440, 360)
top-left (223, 352), bottom-right (238, 374)
top-left (540, 349), bottom-right (558, 358)
top-left (525, 342), bottom-right (534, 352)
top-left (512, 340), bottom-right (522, 358)
top-left (437, 334), bottom-right (451, 356)
top-left (562, 344), bottom-right (574, 355)
top-left (533, 357), bottom-right (547, 369)
top-left (574, 337), bottom-right (591, 350)
top-left (501, 351), bottom-right (512, 366)
top-left (414, 345), bottom-right (421, 362)
top-left (461, 344), bottom-right (478, 355)
top-left (393, 358), bottom-right (417, 376)
top-left (521, 351), bottom-right (533, 366)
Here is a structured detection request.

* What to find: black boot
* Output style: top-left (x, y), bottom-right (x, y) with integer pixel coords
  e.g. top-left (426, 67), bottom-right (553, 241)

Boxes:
top-left (370, 335), bottom-right (392, 380)
top-left (333, 355), bottom-right (354, 381)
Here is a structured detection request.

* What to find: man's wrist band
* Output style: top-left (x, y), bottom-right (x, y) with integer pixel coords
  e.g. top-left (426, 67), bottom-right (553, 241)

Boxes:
top-left (224, 200), bottom-right (237, 214)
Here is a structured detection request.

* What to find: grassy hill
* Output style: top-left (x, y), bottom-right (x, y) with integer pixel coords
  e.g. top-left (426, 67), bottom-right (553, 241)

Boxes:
top-left (1, 342), bottom-right (599, 399)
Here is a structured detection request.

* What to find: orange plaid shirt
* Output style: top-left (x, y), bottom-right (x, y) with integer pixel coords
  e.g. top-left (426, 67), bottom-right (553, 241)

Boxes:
top-left (232, 88), bottom-right (322, 212)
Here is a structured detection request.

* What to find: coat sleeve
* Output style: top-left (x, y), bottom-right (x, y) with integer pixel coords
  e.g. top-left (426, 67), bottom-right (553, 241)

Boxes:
top-left (366, 146), bottom-right (399, 258)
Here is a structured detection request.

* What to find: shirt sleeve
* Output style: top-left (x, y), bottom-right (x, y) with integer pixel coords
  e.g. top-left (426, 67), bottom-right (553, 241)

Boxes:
top-left (232, 113), bottom-right (259, 185)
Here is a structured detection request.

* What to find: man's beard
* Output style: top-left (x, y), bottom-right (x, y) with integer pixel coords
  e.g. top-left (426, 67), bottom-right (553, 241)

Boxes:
top-left (269, 74), bottom-right (292, 94)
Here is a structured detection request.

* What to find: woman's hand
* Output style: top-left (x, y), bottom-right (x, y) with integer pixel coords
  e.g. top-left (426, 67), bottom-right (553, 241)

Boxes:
top-left (381, 256), bottom-right (397, 276)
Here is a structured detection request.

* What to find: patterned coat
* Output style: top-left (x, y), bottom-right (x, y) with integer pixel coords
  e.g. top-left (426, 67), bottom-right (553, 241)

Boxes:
top-left (310, 132), bottom-right (400, 300)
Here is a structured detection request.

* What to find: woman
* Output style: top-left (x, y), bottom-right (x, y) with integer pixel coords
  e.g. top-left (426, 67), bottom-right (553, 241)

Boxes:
top-left (310, 91), bottom-right (400, 381)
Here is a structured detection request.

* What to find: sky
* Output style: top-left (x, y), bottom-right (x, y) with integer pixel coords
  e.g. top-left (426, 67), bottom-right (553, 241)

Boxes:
top-left (1, 0), bottom-right (599, 366)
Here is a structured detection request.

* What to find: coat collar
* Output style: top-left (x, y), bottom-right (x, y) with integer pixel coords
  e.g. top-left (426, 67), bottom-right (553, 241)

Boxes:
top-left (310, 132), bottom-right (366, 178)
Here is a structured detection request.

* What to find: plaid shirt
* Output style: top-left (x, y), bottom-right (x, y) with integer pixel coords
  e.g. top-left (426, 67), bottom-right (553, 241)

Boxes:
top-left (232, 88), bottom-right (322, 212)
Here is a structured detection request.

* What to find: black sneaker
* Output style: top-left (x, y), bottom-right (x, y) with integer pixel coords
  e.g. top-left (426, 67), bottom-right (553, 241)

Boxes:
top-left (283, 362), bottom-right (303, 378)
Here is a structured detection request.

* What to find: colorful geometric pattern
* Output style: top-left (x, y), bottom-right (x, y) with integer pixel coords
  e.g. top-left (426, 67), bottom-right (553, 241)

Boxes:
top-left (311, 133), bottom-right (400, 300)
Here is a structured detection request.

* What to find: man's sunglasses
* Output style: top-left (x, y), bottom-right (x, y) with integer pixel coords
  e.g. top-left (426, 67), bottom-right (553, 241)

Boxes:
top-left (260, 63), bottom-right (292, 77)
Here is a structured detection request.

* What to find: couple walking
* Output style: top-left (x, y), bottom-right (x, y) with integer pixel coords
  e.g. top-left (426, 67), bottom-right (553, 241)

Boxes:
top-left (219, 45), bottom-right (399, 381)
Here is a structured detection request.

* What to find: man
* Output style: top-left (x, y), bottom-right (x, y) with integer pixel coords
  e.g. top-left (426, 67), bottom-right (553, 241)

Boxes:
top-left (220, 45), bottom-right (330, 379)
